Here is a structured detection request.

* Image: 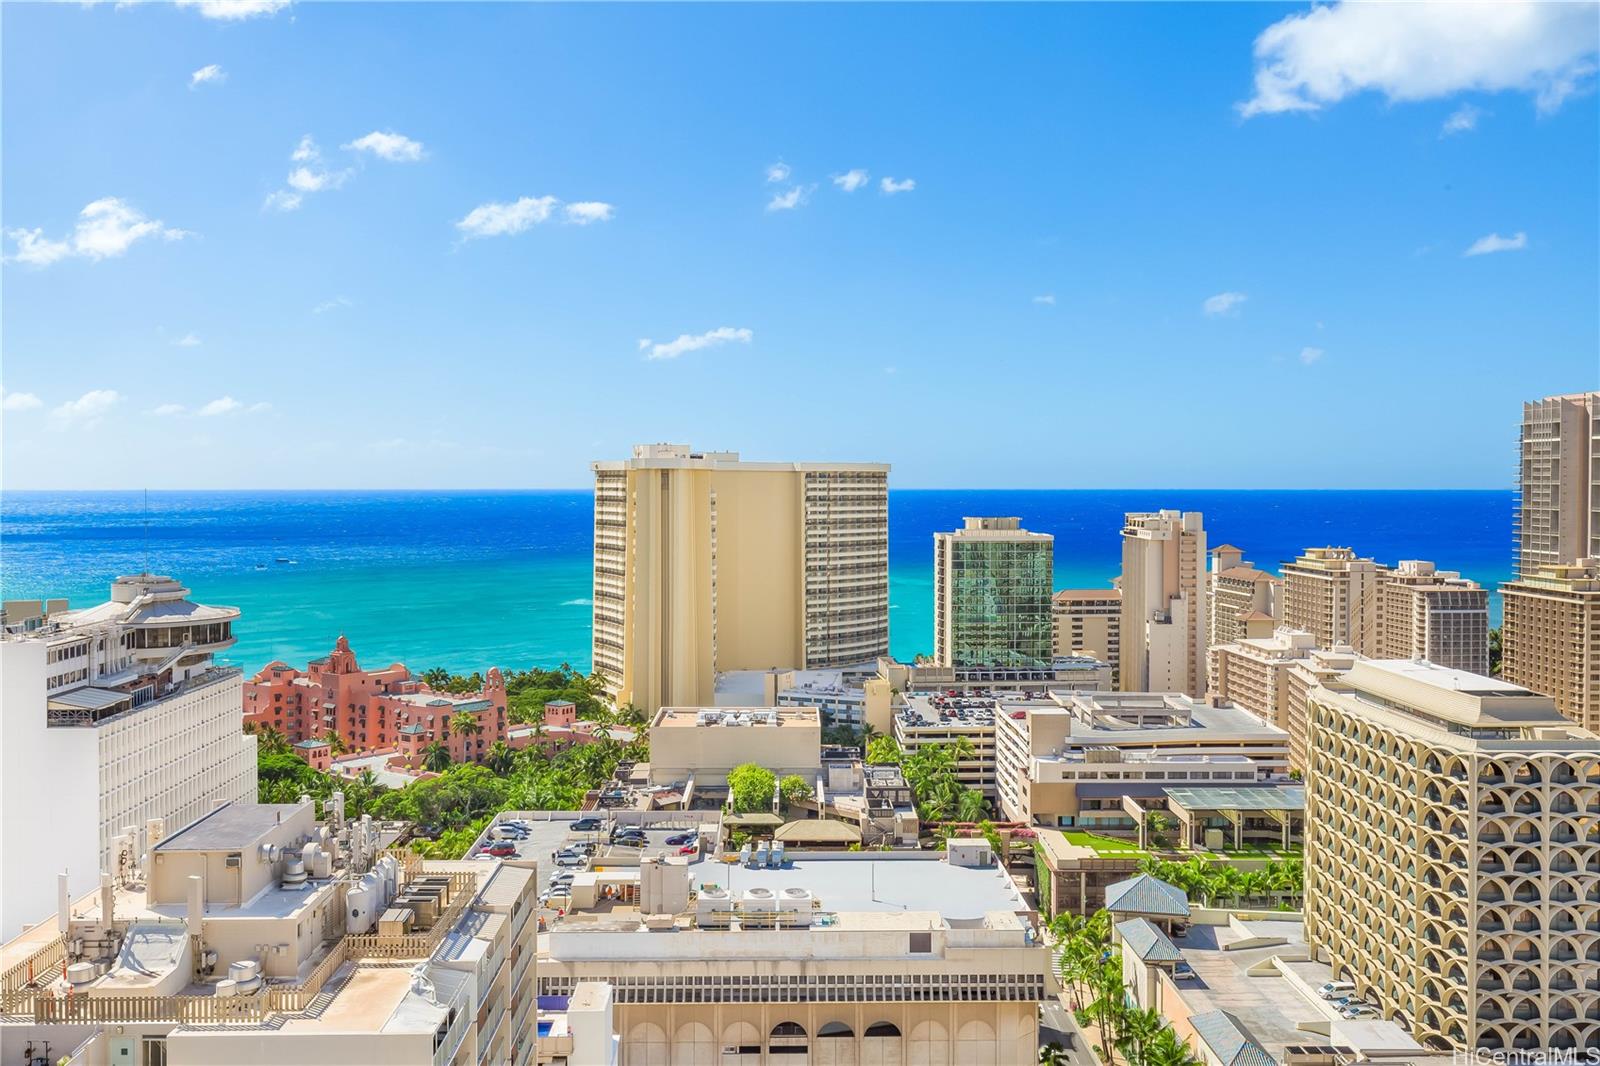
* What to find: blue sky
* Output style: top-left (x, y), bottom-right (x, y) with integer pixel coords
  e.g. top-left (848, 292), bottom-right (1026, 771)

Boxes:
top-left (3, 1), bottom-right (1597, 490)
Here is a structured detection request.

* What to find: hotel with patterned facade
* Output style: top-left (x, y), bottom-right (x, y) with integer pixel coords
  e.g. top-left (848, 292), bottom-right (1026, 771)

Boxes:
top-left (1303, 659), bottom-right (1600, 1052)
top-left (1118, 510), bottom-right (1208, 698)
top-left (0, 575), bottom-right (258, 939)
top-left (1206, 544), bottom-right (1280, 648)
top-left (592, 444), bottom-right (889, 713)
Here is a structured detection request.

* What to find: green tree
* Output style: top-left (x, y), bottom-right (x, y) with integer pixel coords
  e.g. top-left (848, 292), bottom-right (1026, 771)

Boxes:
top-left (422, 740), bottom-right (452, 774)
top-left (1489, 626), bottom-right (1502, 676)
top-left (778, 774), bottom-right (813, 808)
top-left (957, 789), bottom-right (988, 823)
top-left (1143, 810), bottom-right (1172, 848)
top-left (484, 740), bottom-right (516, 775)
top-left (726, 763), bottom-right (778, 813)
top-left (248, 723), bottom-right (291, 756)
top-left (321, 729), bottom-right (348, 756)
top-left (865, 734), bottom-right (901, 765)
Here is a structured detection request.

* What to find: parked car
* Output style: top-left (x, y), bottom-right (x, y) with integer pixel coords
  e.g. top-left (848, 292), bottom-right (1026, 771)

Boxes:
top-left (1318, 981), bottom-right (1357, 1000)
top-left (1172, 961), bottom-right (1195, 980)
top-left (572, 817), bottom-right (604, 832)
top-left (678, 843), bottom-right (699, 855)
top-left (550, 872), bottom-right (576, 886)
top-left (484, 842), bottom-right (517, 857)
top-left (1340, 1004), bottom-right (1377, 1020)
top-left (665, 833), bottom-right (695, 846)
top-left (553, 849), bottom-right (587, 867)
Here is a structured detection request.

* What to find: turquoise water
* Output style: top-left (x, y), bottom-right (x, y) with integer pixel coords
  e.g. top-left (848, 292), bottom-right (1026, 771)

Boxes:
top-left (1, 490), bottom-right (1513, 674)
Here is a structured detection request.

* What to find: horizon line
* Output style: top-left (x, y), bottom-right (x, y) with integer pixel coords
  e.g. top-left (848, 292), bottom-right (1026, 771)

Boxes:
top-left (2, 485), bottom-right (1515, 494)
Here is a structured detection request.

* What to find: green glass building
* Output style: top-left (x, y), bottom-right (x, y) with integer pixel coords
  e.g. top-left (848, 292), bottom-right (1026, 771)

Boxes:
top-left (933, 517), bottom-right (1055, 668)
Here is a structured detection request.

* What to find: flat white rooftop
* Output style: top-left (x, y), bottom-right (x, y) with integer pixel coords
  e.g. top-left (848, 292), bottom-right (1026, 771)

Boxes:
top-left (684, 855), bottom-right (1026, 924)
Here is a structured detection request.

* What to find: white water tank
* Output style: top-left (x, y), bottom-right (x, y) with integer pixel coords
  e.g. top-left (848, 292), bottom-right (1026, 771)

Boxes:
top-left (65, 962), bottom-right (96, 986)
top-left (696, 886), bottom-right (731, 926)
top-left (228, 960), bottom-right (262, 993)
top-left (377, 856), bottom-right (399, 902)
top-left (214, 979), bottom-right (238, 998)
top-left (742, 887), bottom-right (777, 915)
top-left (347, 882), bottom-right (375, 934)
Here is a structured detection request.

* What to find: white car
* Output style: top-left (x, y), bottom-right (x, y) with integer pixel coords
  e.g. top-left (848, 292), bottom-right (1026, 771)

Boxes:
top-left (1318, 981), bottom-right (1357, 1000)
top-left (553, 850), bottom-right (586, 867)
top-left (1340, 1003), bottom-right (1377, 1020)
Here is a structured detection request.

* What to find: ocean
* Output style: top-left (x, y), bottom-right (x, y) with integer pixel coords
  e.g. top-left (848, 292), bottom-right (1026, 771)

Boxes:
top-left (0, 490), bottom-right (1514, 675)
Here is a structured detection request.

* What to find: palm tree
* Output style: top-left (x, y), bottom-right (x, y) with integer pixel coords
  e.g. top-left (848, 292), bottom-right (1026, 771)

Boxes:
top-left (1117, 1005), bottom-right (1166, 1064)
top-left (321, 729), bottom-right (348, 756)
top-left (484, 740), bottom-right (515, 775)
top-left (422, 740), bottom-right (451, 774)
top-left (251, 724), bottom-right (290, 755)
top-left (956, 788), bottom-right (988, 823)
top-left (1143, 1027), bottom-right (1201, 1066)
top-left (450, 711), bottom-right (484, 758)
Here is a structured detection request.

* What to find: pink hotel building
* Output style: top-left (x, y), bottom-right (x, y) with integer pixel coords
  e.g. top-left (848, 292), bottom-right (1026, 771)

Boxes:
top-left (243, 636), bottom-right (507, 765)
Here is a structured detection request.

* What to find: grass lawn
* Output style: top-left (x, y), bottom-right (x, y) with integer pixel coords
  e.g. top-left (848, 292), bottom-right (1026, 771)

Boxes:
top-left (1060, 830), bottom-right (1147, 857)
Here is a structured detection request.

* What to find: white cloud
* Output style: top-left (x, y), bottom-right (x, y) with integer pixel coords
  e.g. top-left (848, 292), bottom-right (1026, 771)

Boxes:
top-left (1299, 346), bottom-right (1325, 366)
top-left (198, 396), bottom-right (243, 416)
top-left (248, 401), bottom-right (273, 413)
top-left (765, 161), bottom-right (791, 183)
top-left (174, 0), bottom-right (290, 20)
top-left (174, 332), bottom-right (201, 347)
top-left (6, 198), bottom-right (187, 267)
top-left (51, 389), bottom-right (120, 425)
top-left (150, 403), bottom-right (187, 417)
top-left (343, 130), bottom-right (426, 162)
top-left (313, 296), bottom-right (352, 314)
top-left (291, 135), bottom-right (318, 163)
top-left (189, 64), bottom-right (225, 89)
top-left (1465, 231), bottom-right (1528, 256)
top-left (833, 169), bottom-right (870, 192)
top-left (880, 176), bottom-right (915, 194)
top-left (1441, 103), bottom-right (1482, 136)
top-left (2, 390), bottom-right (43, 411)
top-left (456, 196), bottom-right (558, 238)
top-left (766, 185), bottom-right (813, 212)
top-left (262, 190), bottom-right (303, 212)
top-left (1240, 1), bottom-right (1600, 118)
top-left (563, 201), bottom-right (614, 225)
top-left (1203, 291), bottom-right (1248, 316)
top-left (287, 165), bottom-right (346, 192)
top-left (1032, 294), bottom-right (1056, 306)
top-left (641, 326), bottom-right (754, 362)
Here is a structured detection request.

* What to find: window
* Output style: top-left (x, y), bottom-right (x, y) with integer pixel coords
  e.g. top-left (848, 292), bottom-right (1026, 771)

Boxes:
top-left (909, 932), bottom-right (932, 953)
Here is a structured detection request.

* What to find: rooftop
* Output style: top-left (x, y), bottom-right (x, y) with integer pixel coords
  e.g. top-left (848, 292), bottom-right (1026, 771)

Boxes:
top-left (1053, 588), bottom-right (1120, 603)
top-left (1116, 917), bottom-right (1182, 963)
top-left (654, 706), bottom-right (820, 729)
top-left (1163, 785), bottom-right (1305, 813)
top-left (154, 803), bottom-right (304, 851)
top-left (1104, 874), bottom-right (1190, 918)
top-left (1190, 1010), bottom-right (1277, 1066)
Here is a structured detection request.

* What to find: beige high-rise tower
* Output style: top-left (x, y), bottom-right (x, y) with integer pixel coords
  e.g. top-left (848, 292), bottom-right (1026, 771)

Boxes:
top-left (1208, 544), bottom-right (1280, 647)
top-left (1376, 560), bottom-right (1489, 674)
top-left (1515, 391), bottom-right (1600, 578)
top-left (591, 444), bottom-right (889, 712)
top-left (1501, 559), bottom-right (1600, 730)
top-left (1118, 510), bottom-right (1207, 696)
top-left (1280, 547), bottom-right (1388, 655)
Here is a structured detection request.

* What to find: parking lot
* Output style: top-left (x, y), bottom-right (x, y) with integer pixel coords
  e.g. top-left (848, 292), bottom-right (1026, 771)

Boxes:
top-left (466, 813), bottom-right (713, 907)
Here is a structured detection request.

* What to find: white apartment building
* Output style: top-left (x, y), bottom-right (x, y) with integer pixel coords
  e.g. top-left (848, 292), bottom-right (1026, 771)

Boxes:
top-left (0, 575), bottom-right (257, 938)
top-left (592, 445), bottom-right (889, 712)
top-left (1515, 391), bottom-right (1600, 579)
top-left (537, 848), bottom-right (1048, 1066)
top-left (1051, 589), bottom-right (1121, 681)
top-left (0, 799), bottom-right (574, 1066)
top-left (1118, 511), bottom-right (1208, 697)
top-left (1378, 561), bottom-right (1490, 674)
top-left (992, 691), bottom-right (1290, 828)
top-left (1207, 545), bottom-right (1280, 648)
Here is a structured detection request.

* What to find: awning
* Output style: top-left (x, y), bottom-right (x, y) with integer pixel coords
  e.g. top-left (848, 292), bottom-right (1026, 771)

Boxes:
top-left (774, 819), bottom-right (861, 844)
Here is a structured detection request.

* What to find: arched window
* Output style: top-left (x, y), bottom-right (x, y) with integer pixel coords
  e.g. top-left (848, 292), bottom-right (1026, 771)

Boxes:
top-left (672, 1022), bottom-right (715, 1066)
top-left (771, 1021), bottom-right (810, 1058)
top-left (816, 1023), bottom-right (857, 1066)
top-left (908, 1021), bottom-right (949, 1066)
top-left (723, 1022), bottom-right (761, 1066)
top-left (624, 1022), bottom-right (668, 1066)
top-left (955, 1020), bottom-right (997, 1066)
top-left (863, 1021), bottom-right (903, 1066)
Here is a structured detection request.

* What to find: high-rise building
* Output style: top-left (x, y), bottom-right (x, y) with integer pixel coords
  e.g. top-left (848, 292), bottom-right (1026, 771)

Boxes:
top-left (1303, 659), bottom-right (1600, 1052)
top-left (1282, 645), bottom-right (1362, 771)
top-left (0, 574), bottom-right (258, 937)
top-left (933, 517), bottom-right (1054, 669)
top-left (1515, 391), bottom-right (1600, 578)
top-left (1377, 560), bottom-right (1490, 674)
top-left (1207, 544), bottom-right (1281, 647)
top-left (1118, 510), bottom-right (1207, 696)
top-left (591, 444), bottom-right (889, 712)
top-left (1280, 547), bottom-right (1388, 655)
top-left (1051, 589), bottom-right (1121, 680)
top-left (1207, 627), bottom-right (1319, 734)
top-left (1501, 560), bottom-right (1600, 731)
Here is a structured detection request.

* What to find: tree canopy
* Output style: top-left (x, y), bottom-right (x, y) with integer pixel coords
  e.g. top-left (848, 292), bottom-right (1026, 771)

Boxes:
top-left (727, 763), bottom-right (777, 813)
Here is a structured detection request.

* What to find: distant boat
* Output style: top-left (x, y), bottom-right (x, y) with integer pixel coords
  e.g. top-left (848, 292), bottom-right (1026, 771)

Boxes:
top-left (287, 560), bottom-right (298, 565)
top-left (254, 564), bottom-right (267, 570)
top-left (275, 557), bottom-right (291, 563)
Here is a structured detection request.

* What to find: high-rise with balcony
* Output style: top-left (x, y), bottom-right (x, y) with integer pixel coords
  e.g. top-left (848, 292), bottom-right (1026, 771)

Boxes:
top-left (1303, 659), bottom-right (1600, 1052)
top-left (1378, 560), bottom-right (1490, 674)
top-left (1281, 547), bottom-right (1388, 655)
top-left (933, 517), bottom-right (1054, 669)
top-left (1118, 510), bottom-right (1207, 696)
top-left (1501, 559), bottom-right (1600, 731)
top-left (1515, 391), bottom-right (1600, 579)
top-left (1207, 544), bottom-right (1281, 647)
top-left (1052, 588), bottom-right (1121, 683)
top-left (592, 444), bottom-right (889, 712)
top-left (0, 574), bottom-right (258, 937)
